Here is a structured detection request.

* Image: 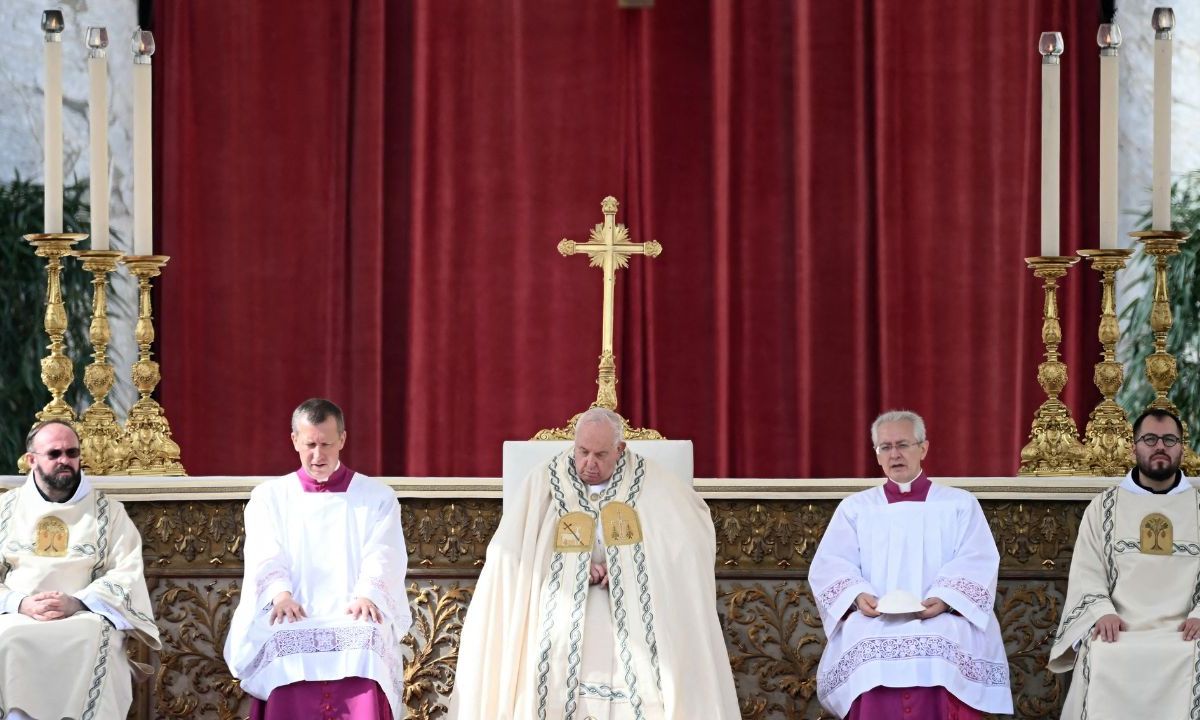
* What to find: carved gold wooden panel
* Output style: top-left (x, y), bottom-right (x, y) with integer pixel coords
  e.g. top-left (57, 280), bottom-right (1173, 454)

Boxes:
top-left (117, 496), bottom-right (1082, 718)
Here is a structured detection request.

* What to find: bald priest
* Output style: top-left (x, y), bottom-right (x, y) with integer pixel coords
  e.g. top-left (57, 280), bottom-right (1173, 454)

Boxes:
top-left (450, 407), bottom-right (739, 720)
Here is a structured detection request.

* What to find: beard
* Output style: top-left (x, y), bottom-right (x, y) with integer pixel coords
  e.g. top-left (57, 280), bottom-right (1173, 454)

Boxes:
top-left (36, 464), bottom-right (80, 493)
top-left (1138, 453), bottom-right (1179, 482)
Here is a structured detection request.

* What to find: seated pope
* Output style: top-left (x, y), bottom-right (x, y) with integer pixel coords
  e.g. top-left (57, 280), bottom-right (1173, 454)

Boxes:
top-left (223, 398), bottom-right (412, 719)
top-left (450, 407), bottom-right (740, 719)
top-left (0, 420), bottom-right (161, 720)
top-left (808, 410), bottom-right (1012, 719)
top-left (1050, 408), bottom-right (1199, 719)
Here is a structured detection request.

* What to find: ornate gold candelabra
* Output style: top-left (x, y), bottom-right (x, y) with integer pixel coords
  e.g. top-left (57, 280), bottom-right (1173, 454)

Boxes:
top-left (120, 255), bottom-right (185, 475)
top-left (25, 233), bottom-right (86, 422)
top-left (1076, 248), bottom-right (1135, 475)
top-left (1131, 230), bottom-right (1200, 474)
top-left (17, 233), bottom-right (86, 473)
top-left (76, 249), bottom-right (128, 475)
top-left (1019, 256), bottom-right (1085, 475)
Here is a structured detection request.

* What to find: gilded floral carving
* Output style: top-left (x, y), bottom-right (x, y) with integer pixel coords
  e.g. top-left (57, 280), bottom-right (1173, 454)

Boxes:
top-left (151, 578), bottom-right (245, 719)
top-left (401, 500), bottom-right (499, 569)
top-left (402, 582), bottom-right (475, 720)
top-left (113, 495), bottom-right (1084, 719)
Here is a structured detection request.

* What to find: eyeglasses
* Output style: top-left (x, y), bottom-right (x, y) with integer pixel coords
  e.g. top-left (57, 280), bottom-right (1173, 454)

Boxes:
top-left (874, 441), bottom-right (923, 454)
top-left (1136, 433), bottom-right (1181, 448)
top-left (29, 447), bottom-right (81, 460)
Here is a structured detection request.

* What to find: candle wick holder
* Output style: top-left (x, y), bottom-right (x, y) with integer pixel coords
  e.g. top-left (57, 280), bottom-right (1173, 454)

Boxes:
top-left (1076, 248), bottom-right (1135, 475)
top-left (1131, 230), bottom-right (1200, 475)
top-left (77, 249), bottom-right (127, 475)
top-left (1019, 256), bottom-right (1085, 475)
top-left (120, 254), bottom-right (185, 476)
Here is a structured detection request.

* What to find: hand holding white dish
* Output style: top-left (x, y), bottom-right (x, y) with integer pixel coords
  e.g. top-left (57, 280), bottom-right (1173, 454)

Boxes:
top-left (875, 589), bottom-right (925, 615)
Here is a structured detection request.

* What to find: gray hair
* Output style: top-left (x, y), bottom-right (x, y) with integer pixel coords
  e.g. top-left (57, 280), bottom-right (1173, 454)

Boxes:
top-left (575, 407), bottom-right (624, 447)
top-left (870, 410), bottom-right (926, 445)
top-left (291, 398), bottom-right (345, 434)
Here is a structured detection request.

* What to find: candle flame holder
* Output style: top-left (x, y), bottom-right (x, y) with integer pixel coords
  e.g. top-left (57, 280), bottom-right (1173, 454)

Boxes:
top-left (119, 255), bottom-right (185, 475)
top-left (1076, 248), bottom-right (1134, 475)
top-left (1131, 230), bottom-right (1200, 474)
top-left (1019, 256), bottom-right (1085, 475)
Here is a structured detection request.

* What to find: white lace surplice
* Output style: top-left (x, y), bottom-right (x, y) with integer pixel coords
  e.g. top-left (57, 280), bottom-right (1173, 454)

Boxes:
top-left (808, 483), bottom-right (1012, 718)
top-left (223, 473), bottom-right (412, 718)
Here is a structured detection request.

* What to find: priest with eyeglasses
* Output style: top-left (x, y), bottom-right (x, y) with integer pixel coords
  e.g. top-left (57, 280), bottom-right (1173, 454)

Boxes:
top-left (0, 420), bottom-right (161, 720)
top-left (808, 410), bottom-right (1012, 719)
top-left (1050, 408), bottom-right (1199, 720)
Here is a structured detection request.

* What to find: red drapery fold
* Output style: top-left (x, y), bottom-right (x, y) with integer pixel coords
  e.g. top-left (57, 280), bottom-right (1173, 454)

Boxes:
top-left (156, 0), bottom-right (1102, 479)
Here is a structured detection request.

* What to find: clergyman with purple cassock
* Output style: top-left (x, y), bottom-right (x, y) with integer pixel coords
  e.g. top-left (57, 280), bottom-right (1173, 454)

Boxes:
top-left (808, 410), bottom-right (1013, 719)
top-left (224, 398), bottom-right (411, 719)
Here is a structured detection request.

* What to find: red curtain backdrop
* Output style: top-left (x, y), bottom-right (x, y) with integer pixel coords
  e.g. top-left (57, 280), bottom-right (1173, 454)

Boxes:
top-left (155, 1), bottom-right (1103, 479)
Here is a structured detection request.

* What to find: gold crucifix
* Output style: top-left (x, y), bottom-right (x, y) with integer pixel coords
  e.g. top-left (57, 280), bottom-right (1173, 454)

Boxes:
top-left (556, 196), bottom-right (661, 413)
top-left (534, 197), bottom-right (665, 440)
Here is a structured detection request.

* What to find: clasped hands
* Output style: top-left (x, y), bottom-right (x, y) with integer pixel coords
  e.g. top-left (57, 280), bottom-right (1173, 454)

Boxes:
top-left (269, 591), bottom-right (382, 625)
top-left (589, 562), bottom-right (609, 587)
top-left (18, 591), bottom-right (85, 621)
top-left (855, 592), bottom-right (950, 620)
top-left (1091, 613), bottom-right (1200, 642)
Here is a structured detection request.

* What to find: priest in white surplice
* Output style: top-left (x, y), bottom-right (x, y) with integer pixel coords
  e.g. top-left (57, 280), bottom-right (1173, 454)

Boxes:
top-left (224, 399), bottom-right (411, 719)
top-left (809, 410), bottom-right (1012, 719)
top-left (1050, 408), bottom-right (1200, 719)
top-left (0, 420), bottom-right (161, 720)
top-left (450, 407), bottom-right (739, 720)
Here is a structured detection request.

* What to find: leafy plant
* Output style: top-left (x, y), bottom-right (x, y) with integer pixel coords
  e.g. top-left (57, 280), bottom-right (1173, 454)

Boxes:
top-left (1117, 171), bottom-right (1200, 450)
top-left (0, 174), bottom-right (95, 472)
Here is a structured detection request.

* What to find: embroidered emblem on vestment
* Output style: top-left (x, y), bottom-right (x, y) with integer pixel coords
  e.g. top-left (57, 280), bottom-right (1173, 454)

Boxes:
top-left (1141, 512), bottom-right (1174, 555)
top-left (601, 501), bottom-right (642, 546)
top-left (35, 515), bottom-right (69, 557)
top-left (555, 511), bottom-right (595, 552)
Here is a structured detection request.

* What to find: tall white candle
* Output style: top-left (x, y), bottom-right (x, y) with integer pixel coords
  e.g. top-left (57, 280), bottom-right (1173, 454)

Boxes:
top-left (1152, 8), bottom-right (1174, 231)
top-left (42, 10), bottom-right (64, 234)
top-left (1039, 32), bottom-right (1063, 257)
top-left (87, 27), bottom-right (110, 251)
top-left (1098, 23), bottom-right (1121, 249)
top-left (132, 29), bottom-right (154, 256)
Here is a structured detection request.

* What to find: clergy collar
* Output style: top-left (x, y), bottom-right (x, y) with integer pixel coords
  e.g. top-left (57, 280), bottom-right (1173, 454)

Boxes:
top-left (297, 463), bottom-right (353, 493)
top-left (883, 472), bottom-right (931, 503)
top-left (1124, 468), bottom-right (1188, 495)
top-left (26, 471), bottom-right (90, 505)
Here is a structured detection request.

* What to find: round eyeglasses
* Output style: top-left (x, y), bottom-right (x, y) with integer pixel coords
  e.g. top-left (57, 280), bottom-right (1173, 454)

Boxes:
top-left (1136, 433), bottom-right (1181, 448)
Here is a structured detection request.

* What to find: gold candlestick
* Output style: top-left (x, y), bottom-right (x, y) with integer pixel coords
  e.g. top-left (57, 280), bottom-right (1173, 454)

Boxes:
top-left (120, 255), bottom-right (185, 475)
top-left (1131, 230), bottom-right (1200, 474)
top-left (1076, 248), bottom-right (1135, 475)
top-left (1019, 256), bottom-right (1085, 475)
top-left (76, 250), bottom-right (127, 475)
top-left (25, 233), bottom-right (86, 421)
top-left (17, 233), bottom-right (85, 474)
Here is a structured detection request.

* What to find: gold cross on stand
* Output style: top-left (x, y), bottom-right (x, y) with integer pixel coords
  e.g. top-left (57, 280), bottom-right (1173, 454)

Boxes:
top-left (534, 196), bottom-right (665, 440)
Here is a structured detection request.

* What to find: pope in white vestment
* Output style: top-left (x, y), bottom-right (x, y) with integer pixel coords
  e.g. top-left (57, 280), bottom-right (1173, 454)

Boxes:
top-left (809, 411), bottom-right (1012, 719)
top-left (224, 399), bottom-right (411, 720)
top-left (1050, 410), bottom-right (1200, 720)
top-left (0, 421), bottom-right (160, 720)
top-left (450, 408), bottom-right (740, 720)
